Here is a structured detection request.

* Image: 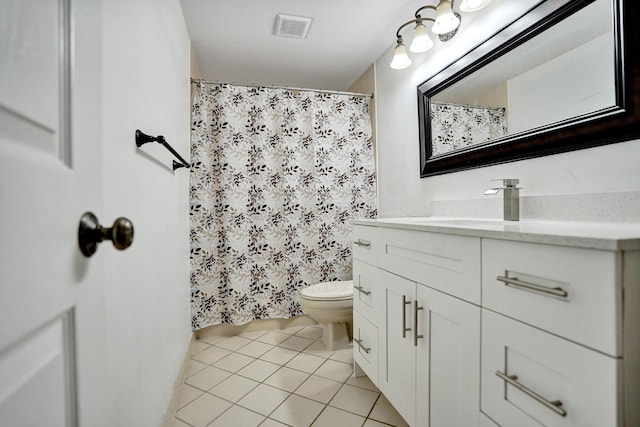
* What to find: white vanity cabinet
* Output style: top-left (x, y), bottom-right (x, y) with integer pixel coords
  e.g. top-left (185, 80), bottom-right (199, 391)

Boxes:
top-left (480, 238), bottom-right (629, 426)
top-left (353, 219), bottom-right (640, 427)
top-left (481, 309), bottom-right (619, 427)
top-left (378, 268), bottom-right (416, 423)
top-left (352, 226), bottom-right (382, 386)
top-left (352, 224), bottom-right (481, 427)
top-left (414, 284), bottom-right (480, 427)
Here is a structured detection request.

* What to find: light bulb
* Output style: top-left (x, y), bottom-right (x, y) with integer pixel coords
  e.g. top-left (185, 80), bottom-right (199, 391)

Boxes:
top-left (460, 0), bottom-right (492, 12)
top-left (432, 1), bottom-right (461, 35)
top-left (410, 22), bottom-right (434, 53)
top-left (390, 42), bottom-right (412, 69)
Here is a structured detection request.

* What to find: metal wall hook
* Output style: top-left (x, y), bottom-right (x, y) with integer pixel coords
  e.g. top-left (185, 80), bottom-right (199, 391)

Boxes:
top-left (78, 212), bottom-right (134, 257)
top-left (135, 129), bottom-right (190, 170)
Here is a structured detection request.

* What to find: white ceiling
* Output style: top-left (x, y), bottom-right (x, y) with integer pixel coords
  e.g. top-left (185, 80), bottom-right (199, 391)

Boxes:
top-left (180, 0), bottom-right (432, 91)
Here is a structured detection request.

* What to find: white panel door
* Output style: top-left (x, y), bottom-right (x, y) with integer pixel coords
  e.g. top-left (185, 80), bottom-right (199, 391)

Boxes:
top-left (0, 0), bottom-right (107, 426)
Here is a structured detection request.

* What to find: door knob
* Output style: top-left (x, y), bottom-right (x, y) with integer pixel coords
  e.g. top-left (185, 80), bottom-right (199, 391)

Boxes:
top-left (78, 212), bottom-right (134, 257)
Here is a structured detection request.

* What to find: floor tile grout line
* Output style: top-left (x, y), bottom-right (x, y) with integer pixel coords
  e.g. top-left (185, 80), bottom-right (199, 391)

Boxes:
top-left (204, 396), bottom-right (271, 427)
top-left (179, 377), bottom-right (388, 427)
top-left (186, 342), bottom-right (378, 405)
top-left (254, 346), bottom-right (379, 421)
top-left (174, 411), bottom-right (196, 427)
top-left (178, 328), bottom-right (404, 427)
top-left (200, 357), bottom-right (375, 422)
top-left (174, 384), bottom-right (206, 411)
top-left (200, 342), bottom-right (350, 383)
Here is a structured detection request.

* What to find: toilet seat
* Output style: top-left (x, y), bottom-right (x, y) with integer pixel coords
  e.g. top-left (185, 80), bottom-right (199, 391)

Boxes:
top-left (300, 280), bottom-right (353, 301)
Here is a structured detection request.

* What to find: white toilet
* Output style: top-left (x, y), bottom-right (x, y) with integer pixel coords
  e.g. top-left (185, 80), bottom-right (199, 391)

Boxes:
top-left (299, 280), bottom-right (353, 351)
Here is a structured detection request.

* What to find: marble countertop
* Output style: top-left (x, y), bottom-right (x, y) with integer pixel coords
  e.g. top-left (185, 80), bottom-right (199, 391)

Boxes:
top-left (353, 217), bottom-right (640, 251)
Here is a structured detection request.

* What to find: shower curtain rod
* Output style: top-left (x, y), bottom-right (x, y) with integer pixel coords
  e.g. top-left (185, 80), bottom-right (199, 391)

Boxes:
top-left (191, 78), bottom-right (373, 99)
top-left (431, 100), bottom-right (504, 110)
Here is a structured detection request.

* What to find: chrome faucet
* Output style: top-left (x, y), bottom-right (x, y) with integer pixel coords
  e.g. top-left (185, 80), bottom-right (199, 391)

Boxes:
top-left (484, 179), bottom-right (521, 221)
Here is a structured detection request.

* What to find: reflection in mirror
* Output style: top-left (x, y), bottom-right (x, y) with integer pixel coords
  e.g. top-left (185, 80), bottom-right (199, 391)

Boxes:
top-left (429, 0), bottom-right (614, 156)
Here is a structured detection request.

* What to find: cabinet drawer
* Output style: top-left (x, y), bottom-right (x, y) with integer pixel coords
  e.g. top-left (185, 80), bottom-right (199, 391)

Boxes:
top-left (353, 225), bottom-right (378, 265)
top-left (378, 227), bottom-right (481, 304)
top-left (482, 239), bottom-right (621, 356)
top-left (353, 260), bottom-right (384, 327)
top-left (353, 310), bottom-right (378, 386)
top-left (481, 310), bottom-right (620, 427)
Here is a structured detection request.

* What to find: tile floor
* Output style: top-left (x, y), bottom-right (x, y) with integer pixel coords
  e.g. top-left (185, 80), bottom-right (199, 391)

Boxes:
top-left (166, 325), bottom-right (409, 427)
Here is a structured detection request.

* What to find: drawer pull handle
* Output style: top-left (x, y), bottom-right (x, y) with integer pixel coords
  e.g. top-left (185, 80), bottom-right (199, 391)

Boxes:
top-left (354, 285), bottom-right (371, 296)
top-left (354, 338), bottom-right (371, 353)
top-left (413, 301), bottom-right (423, 347)
top-left (354, 240), bottom-right (371, 248)
top-left (495, 371), bottom-right (567, 417)
top-left (402, 295), bottom-right (411, 338)
top-left (497, 275), bottom-right (568, 298)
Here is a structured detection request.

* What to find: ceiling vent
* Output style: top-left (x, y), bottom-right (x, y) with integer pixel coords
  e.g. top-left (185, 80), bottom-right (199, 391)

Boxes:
top-left (273, 14), bottom-right (313, 39)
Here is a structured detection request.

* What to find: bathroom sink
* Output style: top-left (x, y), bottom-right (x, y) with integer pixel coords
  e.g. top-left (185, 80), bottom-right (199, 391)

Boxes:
top-left (423, 219), bottom-right (508, 226)
top-left (399, 218), bottom-right (514, 227)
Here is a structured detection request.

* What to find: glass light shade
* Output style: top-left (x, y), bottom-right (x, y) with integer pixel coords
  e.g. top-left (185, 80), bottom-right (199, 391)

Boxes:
top-left (410, 23), bottom-right (434, 53)
top-left (460, 0), bottom-right (492, 12)
top-left (390, 42), bottom-right (412, 69)
top-left (432, 1), bottom-right (461, 34)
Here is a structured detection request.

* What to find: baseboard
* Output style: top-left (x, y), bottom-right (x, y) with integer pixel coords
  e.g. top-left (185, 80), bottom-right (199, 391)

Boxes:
top-left (160, 332), bottom-right (196, 427)
top-left (195, 315), bottom-right (317, 339)
top-left (160, 315), bottom-right (318, 425)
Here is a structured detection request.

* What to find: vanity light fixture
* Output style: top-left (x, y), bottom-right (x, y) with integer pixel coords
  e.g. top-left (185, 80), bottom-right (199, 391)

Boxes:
top-left (431, 1), bottom-right (461, 34)
top-left (390, 0), bottom-right (491, 70)
top-left (390, 40), bottom-right (413, 69)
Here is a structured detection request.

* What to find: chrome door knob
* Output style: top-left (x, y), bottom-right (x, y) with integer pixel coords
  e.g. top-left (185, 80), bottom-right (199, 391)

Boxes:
top-left (78, 212), bottom-right (134, 257)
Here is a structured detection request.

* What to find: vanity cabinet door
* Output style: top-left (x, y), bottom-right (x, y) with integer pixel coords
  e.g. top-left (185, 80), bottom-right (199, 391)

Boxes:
top-left (482, 238), bottom-right (620, 356)
top-left (415, 285), bottom-right (480, 427)
top-left (378, 268), bottom-right (416, 426)
top-left (353, 310), bottom-right (379, 385)
top-left (353, 260), bottom-right (384, 327)
top-left (353, 259), bottom-right (382, 386)
top-left (481, 309), bottom-right (619, 427)
top-left (378, 228), bottom-right (481, 304)
top-left (353, 225), bottom-right (379, 265)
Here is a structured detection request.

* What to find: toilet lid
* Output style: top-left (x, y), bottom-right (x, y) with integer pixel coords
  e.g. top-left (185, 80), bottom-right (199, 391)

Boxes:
top-left (300, 280), bottom-right (353, 301)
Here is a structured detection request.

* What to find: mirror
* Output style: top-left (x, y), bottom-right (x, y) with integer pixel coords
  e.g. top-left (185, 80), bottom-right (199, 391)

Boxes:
top-left (417, 0), bottom-right (640, 177)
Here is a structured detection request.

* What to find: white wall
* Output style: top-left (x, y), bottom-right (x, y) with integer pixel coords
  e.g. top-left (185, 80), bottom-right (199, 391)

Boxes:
top-left (374, 0), bottom-right (640, 219)
top-left (102, 0), bottom-right (192, 425)
top-left (508, 33), bottom-right (614, 133)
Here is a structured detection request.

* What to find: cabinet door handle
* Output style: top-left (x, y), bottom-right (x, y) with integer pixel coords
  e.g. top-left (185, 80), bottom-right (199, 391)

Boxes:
top-left (413, 301), bottom-right (423, 347)
top-left (354, 285), bottom-right (371, 296)
top-left (496, 275), bottom-right (568, 298)
top-left (354, 338), bottom-right (371, 354)
top-left (402, 295), bottom-right (411, 338)
top-left (353, 240), bottom-right (371, 248)
top-left (495, 370), bottom-right (567, 417)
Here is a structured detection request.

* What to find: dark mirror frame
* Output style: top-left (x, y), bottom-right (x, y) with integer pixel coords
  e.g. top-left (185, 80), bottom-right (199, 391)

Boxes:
top-left (417, 0), bottom-right (640, 178)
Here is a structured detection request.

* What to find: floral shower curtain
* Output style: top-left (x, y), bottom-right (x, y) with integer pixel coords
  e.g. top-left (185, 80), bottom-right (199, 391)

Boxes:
top-left (189, 82), bottom-right (377, 329)
top-left (430, 102), bottom-right (507, 156)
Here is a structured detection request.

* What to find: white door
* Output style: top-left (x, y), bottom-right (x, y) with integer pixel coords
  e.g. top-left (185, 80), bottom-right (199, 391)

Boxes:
top-left (0, 1), bottom-right (108, 426)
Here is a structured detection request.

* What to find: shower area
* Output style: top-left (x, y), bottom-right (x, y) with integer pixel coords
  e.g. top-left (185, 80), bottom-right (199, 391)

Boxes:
top-left (189, 81), bottom-right (377, 330)
top-left (430, 101), bottom-right (507, 155)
